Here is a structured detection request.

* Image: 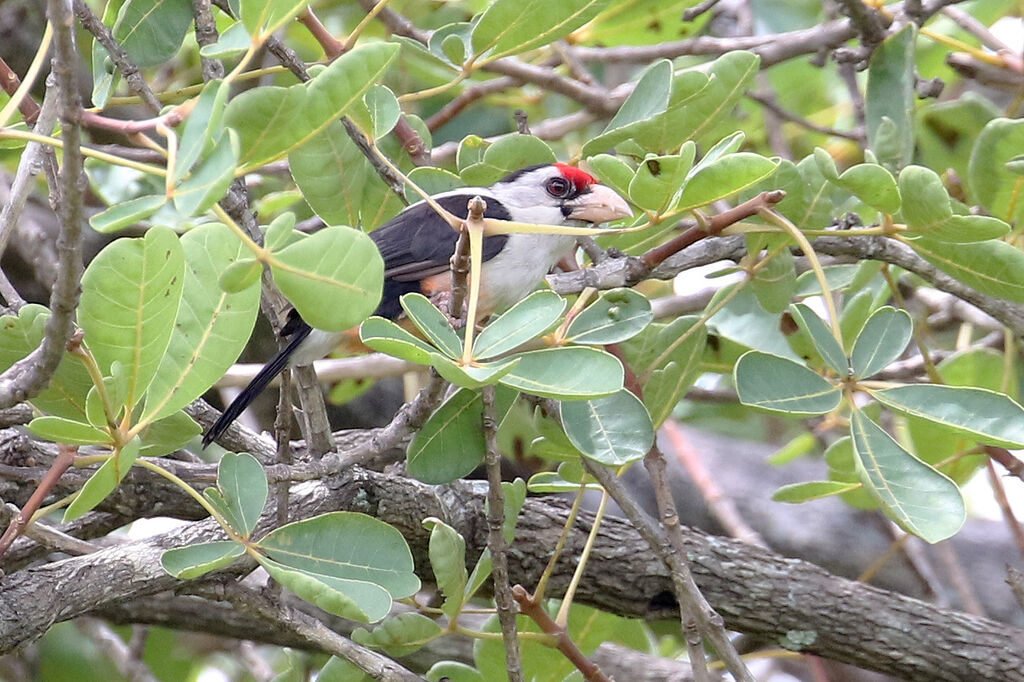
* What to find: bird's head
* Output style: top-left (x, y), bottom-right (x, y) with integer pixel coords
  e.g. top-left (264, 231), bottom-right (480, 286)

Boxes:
top-left (487, 163), bottom-right (633, 226)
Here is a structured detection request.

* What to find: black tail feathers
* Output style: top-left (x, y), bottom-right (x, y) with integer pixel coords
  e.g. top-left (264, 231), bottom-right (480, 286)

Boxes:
top-left (201, 324), bottom-right (313, 448)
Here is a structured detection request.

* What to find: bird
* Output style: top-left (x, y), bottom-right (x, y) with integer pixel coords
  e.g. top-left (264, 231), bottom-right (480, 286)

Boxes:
top-left (202, 163), bottom-right (633, 447)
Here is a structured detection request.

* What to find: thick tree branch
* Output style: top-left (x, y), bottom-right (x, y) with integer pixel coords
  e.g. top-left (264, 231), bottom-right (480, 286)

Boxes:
top-left (1, 466), bottom-right (1022, 680)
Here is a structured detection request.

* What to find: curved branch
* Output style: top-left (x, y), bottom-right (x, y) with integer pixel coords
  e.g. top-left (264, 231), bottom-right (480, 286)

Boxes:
top-left (0, 1), bottom-right (86, 410)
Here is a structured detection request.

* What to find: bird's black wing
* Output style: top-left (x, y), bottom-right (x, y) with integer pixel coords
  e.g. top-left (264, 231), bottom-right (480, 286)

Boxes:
top-left (371, 194), bottom-right (509, 317)
top-left (203, 194), bottom-right (510, 448)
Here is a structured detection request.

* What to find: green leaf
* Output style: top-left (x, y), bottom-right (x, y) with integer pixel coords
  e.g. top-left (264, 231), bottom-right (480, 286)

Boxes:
top-left (908, 236), bottom-right (1024, 303)
top-left (174, 80), bottom-right (229, 184)
top-left (199, 21), bottom-right (251, 59)
top-left (423, 517), bottom-right (468, 619)
top-left (141, 223), bottom-right (261, 424)
top-left (499, 347), bottom-right (623, 399)
top-left (259, 555), bottom-right (389, 622)
top-left (794, 264), bottom-right (864, 297)
top-left (426, 662), bottom-right (485, 682)
top-left (352, 613), bottom-right (442, 657)
top-left (172, 130), bottom-right (239, 217)
top-left (0, 305), bottom-right (93, 420)
top-left (898, 165), bottom-right (1009, 242)
top-left (676, 153), bottom-right (777, 212)
top-left (788, 303), bottom-right (847, 374)
top-left (586, 154), bottom-right (635, 199)
top-left (113, 0), bottom-right (194, 68)
top-left (161, 541), bottom-right (245, 579)
top-left (627, 148), bottom-right (694, 211)
top-left (257, 511), bottom-right (420, 597)
top-left (471, 0), bottom-right (606, 60)
top-left (407, 388), bottom-right (485, 483)
top-left (734, 351), bottom-right (841, 416)
top-left (646, 51), bottom-right (760, 151)
top-left (642, 317), bottom-right (706, 427)
top-left (750, 246), bottom-right (796, 313)
top-left (872, 384), bottom-right (1024, 449)
top-left (364, 85), bottom-right (401, 139)
top-left (64, 438), bottom-right (142, 522)
top-left (838, 163), bottom-right (901, 214)
top-left (360, 317), bottom-right (436, 364)
top-left (214, 453), bottom-right (268, 537)
top-left (499, 478), bottom-right (526, 543)
top-left (79, 227), bottom-right (185, 410)
top-left (271, 226), bottom-right (383, 332)
top-left (866, 24), bottom-right (916, 168)
top-left (430, 354), bottom-right (520, 389)
top-left (559, 390), bottom-right (653, 466)
top-left (968, 117), bottom-right (1024, 225)
top-left (460, 136), bottom-right (557, 186)
top-left (849, 408), bottom-right (965, 543)
top-left (565, 288), bottom-right (652, 345)
top-left (263, 213), bottom-right (297, 252)
top-left (137, 409), bottom-right (201, 457)
top-left (772, 481), bottom-right (860, 503)
top-left (849, 306), bottom-right (912, 379)
top-left (241, 0), bottom-right (309, 35)
top-left (400, 293), bottom-right (462, 359)
top-left (319, 656), bottom-right (374, 682)
top-left (406, 167), bottom-right (463, 200)
top-left (473, 291), bottom-right (566, 359)
top-left (28, 416), bottom-right (110, 445)
top-left (219, 258), bottom-right (262, 293)
top-left (290, 120), bottom-right (404, 229)
top-left (226, 43), bottom-right (399, 170)
top-left (90, 0), bottom-right (124, 108)
top-left (582, 60), bottom-right (673, 156)
top-left (89, 195), bottom-right (167, 234)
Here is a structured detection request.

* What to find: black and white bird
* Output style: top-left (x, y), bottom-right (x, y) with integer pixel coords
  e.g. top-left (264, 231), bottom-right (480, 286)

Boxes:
top-left (202, 163), bottom-right (632, 446)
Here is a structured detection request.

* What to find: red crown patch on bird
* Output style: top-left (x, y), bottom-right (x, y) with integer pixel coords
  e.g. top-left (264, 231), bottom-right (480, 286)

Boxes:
top-left (554, 163), bottom-right (597, 188)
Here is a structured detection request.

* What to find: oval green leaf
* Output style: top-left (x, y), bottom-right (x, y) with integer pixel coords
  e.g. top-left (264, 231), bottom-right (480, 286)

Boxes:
top-left (734, 351), bottom-right (841, 416)
top-left (271, 226), bottom-right (384, 332)
top-left (257, 511), bottom-right (420, 598)
top-left (161, 541), bottom-right (245, 579)
top-left (499, 347), bottom-right (623, 400)
top-left (559, 389), bottom-right (654, 466)
top-left (79, 227), bottom-right (185, 410)
top-left (849, 306), bottom-right (912, 379)
top-left (565, 288), bottom-right (653, 345)
top-left (872, 384), bottom-right (1024, 449)
top-left (473, 290), bottom-right (566, 359)
top-left (849, 408), bottom-right (965, 543)
top-left (400, 293), bottom-right (462, 359)
top-left (64, 438), bottom-right (142, 522)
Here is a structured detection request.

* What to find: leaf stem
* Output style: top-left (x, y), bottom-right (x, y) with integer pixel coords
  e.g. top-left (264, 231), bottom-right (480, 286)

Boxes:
top-left (132, 459), bottom-right (237, 537)
top-left (0, 129), bottom-right (167, 177)
top-left (760, 208), bottom-right (842, 344)
top-left (554, 487), bottom-right (609, 627)
top-left (532, 480), bottom-right (587, 602)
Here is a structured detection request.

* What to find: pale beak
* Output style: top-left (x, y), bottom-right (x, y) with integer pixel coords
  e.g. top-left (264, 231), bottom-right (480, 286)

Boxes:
top-left (565, 185), bottom-right (634, 223)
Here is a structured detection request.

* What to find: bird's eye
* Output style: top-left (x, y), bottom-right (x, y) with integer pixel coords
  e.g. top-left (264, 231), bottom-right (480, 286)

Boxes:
top-left (545, 177), bottom-right (571, 198)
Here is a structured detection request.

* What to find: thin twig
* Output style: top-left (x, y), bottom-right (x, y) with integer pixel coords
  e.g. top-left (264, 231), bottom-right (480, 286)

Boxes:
top-left (482, 385), bottom-right (523, 682)
top-left (987, 459), bottom-right (1024, 560)
top-left (641, 190), bottom-right (787, 268)
top-left (210, 584), bottom-right (424, 682)
top-left (0, 2), bottom-right (86, 411)
top-left (512, 586), bottom-right (612, 682)
top-left (985, 446), bottom-right (1024, 484)
top-left (663, 419), bottom-right (766, 547)
top-left (580, 457), bottom-right (754, 682)
top-left (298, 7), bottom-right (345, 59)
top-left (192, 0), bottom-right (226, 80)
top-left (683, 0), bottom-right (723, 22)
top-left (77, 618), bottom-right (160, 682)
top-left (747, 91), bottom-right (863, 141)
top-left (71, 0), bottom-right (162, 113)
top-left (0, 443), bottom-right (78, 561)
top-left (0, 57), bottom-right (41, 125)
top-left (425, 77), bottom-right (517, 132)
